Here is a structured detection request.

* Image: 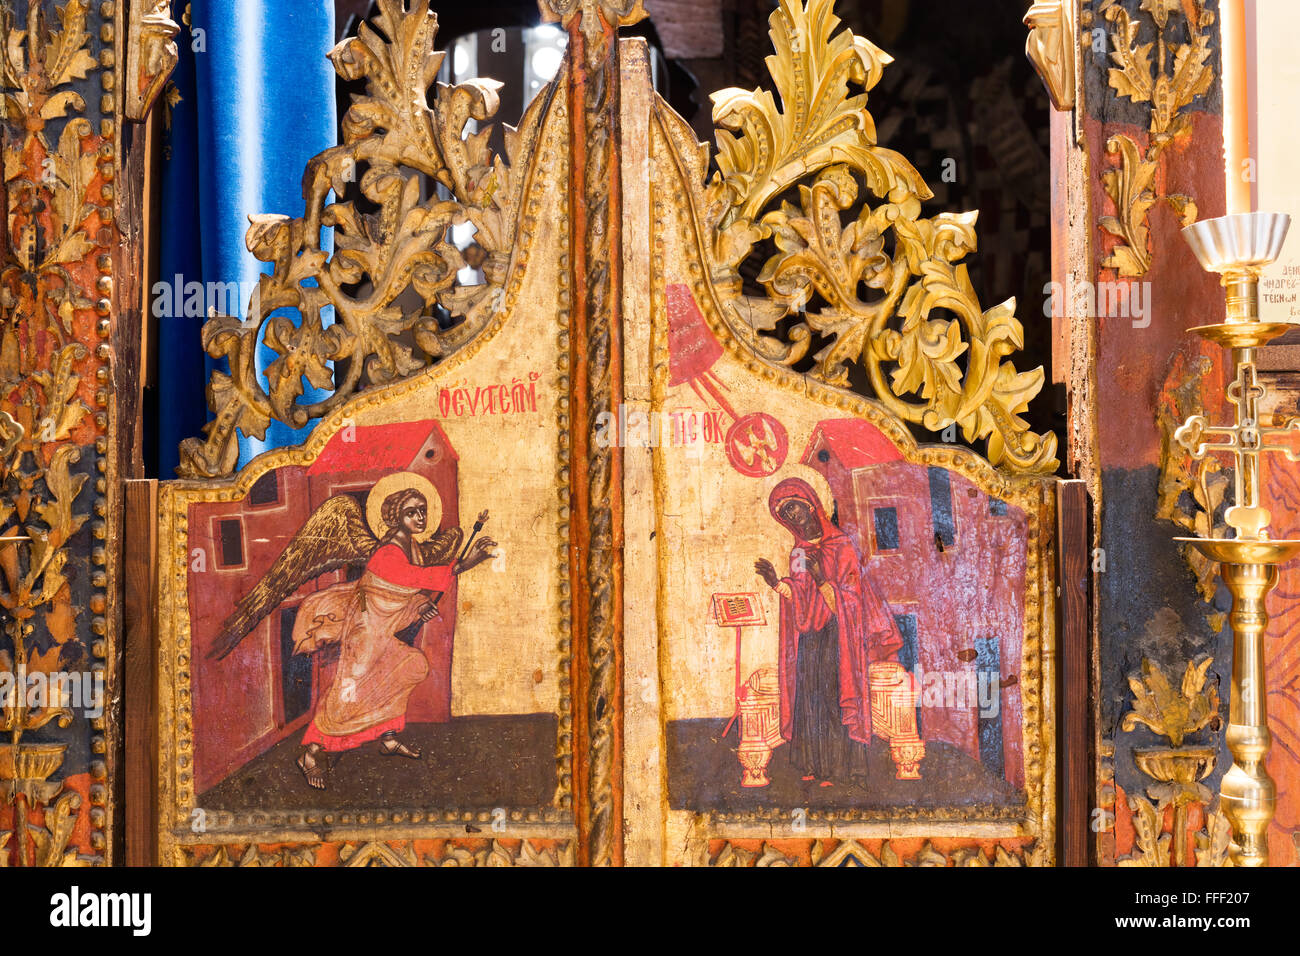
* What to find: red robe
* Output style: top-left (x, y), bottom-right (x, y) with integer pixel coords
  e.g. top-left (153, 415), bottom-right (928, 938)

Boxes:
top-left (295, 543), bottom-right (452, 751)
top-left (770, 478), bottom-right (903, 745)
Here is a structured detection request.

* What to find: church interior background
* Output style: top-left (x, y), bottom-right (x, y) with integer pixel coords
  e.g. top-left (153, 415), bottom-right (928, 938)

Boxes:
top-left (2, 0), bottom-right (1299, 876)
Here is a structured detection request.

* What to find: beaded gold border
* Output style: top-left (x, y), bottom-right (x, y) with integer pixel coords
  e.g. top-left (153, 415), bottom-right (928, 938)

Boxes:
top-left (91, 0), bottom-right (121, 864)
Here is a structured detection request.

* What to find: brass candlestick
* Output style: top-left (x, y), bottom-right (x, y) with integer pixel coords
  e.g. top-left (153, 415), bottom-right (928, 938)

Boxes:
top-left (1175, 210), bottom-right (1297, 867)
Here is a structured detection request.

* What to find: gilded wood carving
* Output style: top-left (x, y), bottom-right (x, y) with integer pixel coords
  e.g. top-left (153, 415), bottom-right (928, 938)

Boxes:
top-left (537, 0), bottom-right (649, 868)
top-left (632, 0), bottom-right (1058, 864)
top-left (0, 0), bottom-right (126, 867)
top-left (158, 0), bottom-right (583, 866)
top-left (1097, 0), bottom-right (1211, 277)
top-left (1116, 656), bottom-right (1228, 867)
top-left (1156, 353), bottom-right (1229, 607)
top-left (1024, 1), bottom-right (1078, 112)
top-left (700, 0), bottom-right (1057, 474)
top-left (122, 0), bottom-right (178, 121)
top-left (177, 0), bottom-right (542, 479)
top-left (710, 837), bottom-right (1032, 867)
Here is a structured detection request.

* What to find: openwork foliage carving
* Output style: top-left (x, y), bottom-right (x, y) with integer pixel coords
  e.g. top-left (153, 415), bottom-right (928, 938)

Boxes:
top-left (1097, 0), bottom-right (1211, 276)
top-left (703, 0), bottom-right (1057, 473)
top-left (179, 0), bottom-right (544, 478)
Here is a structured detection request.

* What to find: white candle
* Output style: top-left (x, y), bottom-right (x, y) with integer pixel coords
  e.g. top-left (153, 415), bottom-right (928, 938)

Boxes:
top-left (1221, 0), bottom-right (1252, 215)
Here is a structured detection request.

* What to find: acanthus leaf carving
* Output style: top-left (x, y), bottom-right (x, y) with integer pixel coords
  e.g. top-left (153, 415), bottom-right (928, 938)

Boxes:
top-left (178, 0), bottom-right (545, 479)
top-left (1098, 0), bottom-right (1211, 277)
top-left (1121, 656), bottom-right (1219, 747)
top-left (700, 0), bottom-right (1058, 474)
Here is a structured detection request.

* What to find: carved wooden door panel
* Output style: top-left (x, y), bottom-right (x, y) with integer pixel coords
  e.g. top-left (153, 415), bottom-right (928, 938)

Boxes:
top-left (620, 2), bottom-right (1061, 865)
top-left (151, 0), bottom-right (584, 866)
top-left (139, 0), bottom-right (1066, 867)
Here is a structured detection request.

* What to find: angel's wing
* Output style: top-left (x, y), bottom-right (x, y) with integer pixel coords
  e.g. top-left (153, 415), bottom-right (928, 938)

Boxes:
top-left (207, 495), bottom-right (377, 660)
top-left (419, 526), bottom-right (463, 567)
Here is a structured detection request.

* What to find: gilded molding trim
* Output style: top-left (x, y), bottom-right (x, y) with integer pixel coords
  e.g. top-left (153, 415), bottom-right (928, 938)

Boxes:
top-left (696, 0), bottom-right (1057, 474)
top-left (122, 0), bottom-right (178, 121)
top-left (1097, 0), bottom-right (1211, 277)
top-left (1024, 0), bottom-right (1078, 111)
top-left (539, 0), bottom-right (648, 870)
top-left (0, 0), bottom-right (120, 866)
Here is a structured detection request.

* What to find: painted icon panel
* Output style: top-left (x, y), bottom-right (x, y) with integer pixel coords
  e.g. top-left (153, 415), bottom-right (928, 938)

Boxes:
top-left (154, 80), bottom-right (577, 860)
top-left (639, 95), bottom-right (1056, 860)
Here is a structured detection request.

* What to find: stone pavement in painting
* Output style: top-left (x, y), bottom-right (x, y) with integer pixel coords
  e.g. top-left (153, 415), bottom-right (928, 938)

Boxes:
top-left (667, 718), bottom-right (1023, 811)
top-left (198, 714), bottom-right (558, 811)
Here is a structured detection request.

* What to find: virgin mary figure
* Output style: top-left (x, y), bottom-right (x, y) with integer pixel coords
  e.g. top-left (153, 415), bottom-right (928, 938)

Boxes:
top-left (754, 477), bottom-right (903, 785)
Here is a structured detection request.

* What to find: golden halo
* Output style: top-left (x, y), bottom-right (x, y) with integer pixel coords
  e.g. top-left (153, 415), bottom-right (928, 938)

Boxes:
top-left (769, 463), bottom-right (835, 514)
top-left (366, 471), bottom-right (442, 543)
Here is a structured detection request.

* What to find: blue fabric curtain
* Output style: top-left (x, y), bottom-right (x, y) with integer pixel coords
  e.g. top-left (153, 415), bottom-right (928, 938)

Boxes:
top-left (152, 1), bottom-right (337, 476)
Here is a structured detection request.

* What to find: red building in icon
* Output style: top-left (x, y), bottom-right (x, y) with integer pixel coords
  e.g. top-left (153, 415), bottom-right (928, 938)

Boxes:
top-left (802, 419), bottom-right (1028, 789)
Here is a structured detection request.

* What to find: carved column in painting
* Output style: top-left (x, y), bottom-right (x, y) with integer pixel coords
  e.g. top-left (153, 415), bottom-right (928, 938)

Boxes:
top-left (0, 0), bottom-right (172, 865)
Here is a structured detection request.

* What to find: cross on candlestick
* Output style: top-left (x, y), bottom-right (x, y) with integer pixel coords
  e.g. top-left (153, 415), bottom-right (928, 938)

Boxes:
top-left (1174, 361), bottom-right (1300, 541)
top-left (1175, 210), bottom-right (1298, 867)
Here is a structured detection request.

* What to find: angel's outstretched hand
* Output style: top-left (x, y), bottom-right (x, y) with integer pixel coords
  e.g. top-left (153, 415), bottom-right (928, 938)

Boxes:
top-left (467, 536), bottom-right (497, 568)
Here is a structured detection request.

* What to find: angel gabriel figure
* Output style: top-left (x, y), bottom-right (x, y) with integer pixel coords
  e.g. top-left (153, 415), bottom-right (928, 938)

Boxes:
top-left (207, 472), bottom-right (496, 790)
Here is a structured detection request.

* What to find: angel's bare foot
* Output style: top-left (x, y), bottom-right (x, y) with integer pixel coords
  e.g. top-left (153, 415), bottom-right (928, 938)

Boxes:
top-left (379, 733), bottom-right (421, 759)
top-left (297, 744), bottom-right (326, 790)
